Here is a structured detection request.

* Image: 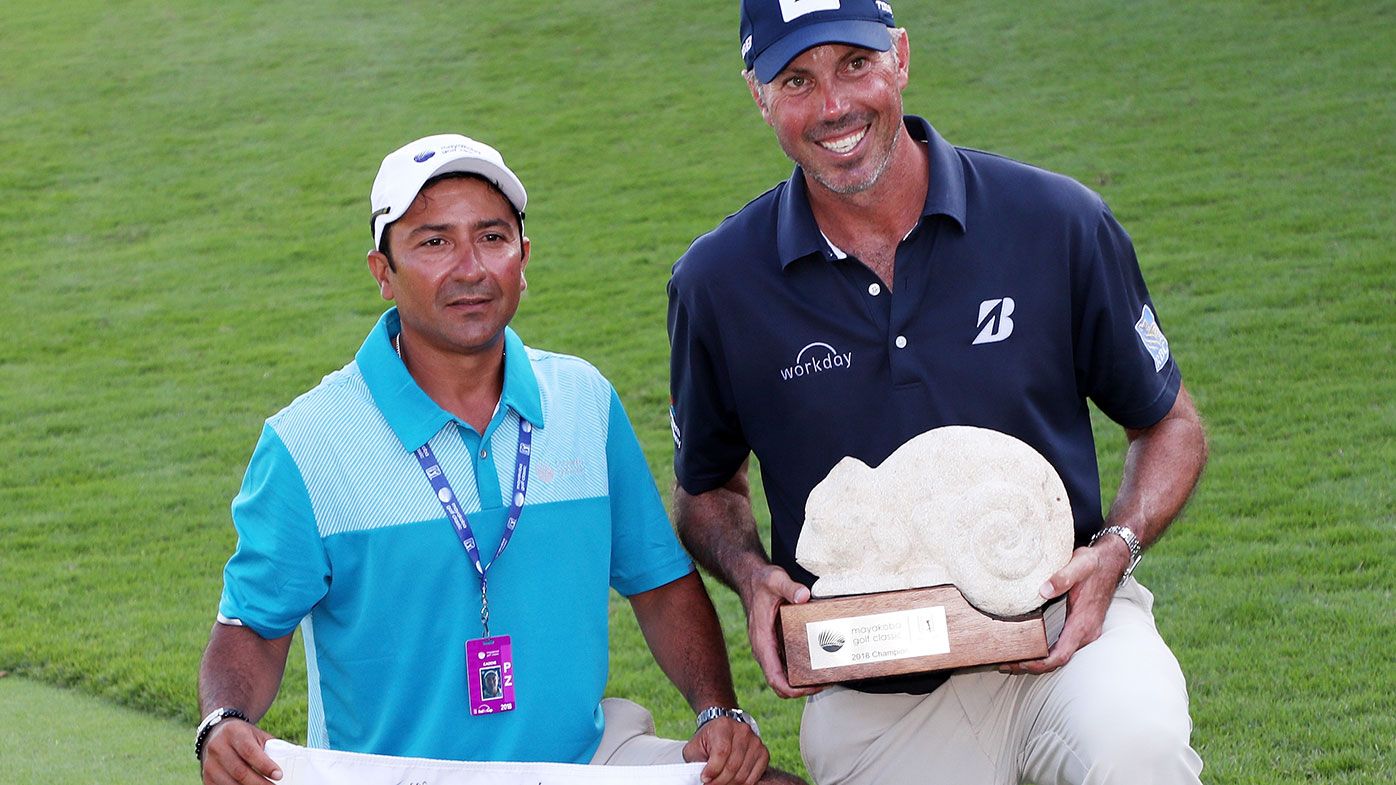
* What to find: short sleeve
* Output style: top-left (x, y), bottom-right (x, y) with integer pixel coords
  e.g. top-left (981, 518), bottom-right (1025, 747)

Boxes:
top-left (218, 424), bottom-right (331, 639)
top-left (1074, 204), bottom-right (1182, 428)
top-left (604, 388), bottom-right (693, 597)
top-left (667, 269), bottom-right (752, 494)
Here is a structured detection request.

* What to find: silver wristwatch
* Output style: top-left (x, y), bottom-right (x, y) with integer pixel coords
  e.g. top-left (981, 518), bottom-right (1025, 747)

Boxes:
top-left (696, 706), bottom-right (760, 738)
top-left (1090, 525), bottom-right (1142, 585)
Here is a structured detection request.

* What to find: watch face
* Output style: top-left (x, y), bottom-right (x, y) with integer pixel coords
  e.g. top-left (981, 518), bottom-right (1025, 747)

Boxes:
top-left (730, 709), bottom-right (759, 736)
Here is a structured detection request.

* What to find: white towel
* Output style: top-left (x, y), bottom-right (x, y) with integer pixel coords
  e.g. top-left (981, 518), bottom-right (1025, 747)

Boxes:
top-left (265, 740), bottom-right (704, 785)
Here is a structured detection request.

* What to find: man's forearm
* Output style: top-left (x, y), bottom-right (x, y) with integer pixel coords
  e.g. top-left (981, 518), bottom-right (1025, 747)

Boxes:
top-left (675, 464), bottom-right (818, 699)
top-left (629, 572), bottom-right (740, 711)
top-left (673, 464), bottom-right (771, 602)
top-left (1106, 384), bottom-right (1208, 552)
top-left (198, 622), bottom-right (294, 720)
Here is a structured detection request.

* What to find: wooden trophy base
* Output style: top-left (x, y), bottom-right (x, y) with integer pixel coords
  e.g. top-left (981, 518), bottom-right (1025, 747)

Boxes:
top-left (779, 585), bottom-right (1048, 687)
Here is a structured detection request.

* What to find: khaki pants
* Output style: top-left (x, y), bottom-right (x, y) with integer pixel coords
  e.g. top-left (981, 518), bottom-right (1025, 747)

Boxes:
top-left (800, 579), bottom-right (1203, 785)
top-left (591, 697), bottom-right (689, 765)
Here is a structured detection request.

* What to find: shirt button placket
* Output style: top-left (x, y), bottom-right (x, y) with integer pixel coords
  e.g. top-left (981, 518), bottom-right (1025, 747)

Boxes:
top-left (477, 442), bottom-right (502, 508)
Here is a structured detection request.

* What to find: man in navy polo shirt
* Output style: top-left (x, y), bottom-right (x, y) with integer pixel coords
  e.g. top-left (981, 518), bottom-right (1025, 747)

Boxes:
top-left (668, 2), bottom-right (1209, 783)
top-left (197, 133), bottom-right (795, 785)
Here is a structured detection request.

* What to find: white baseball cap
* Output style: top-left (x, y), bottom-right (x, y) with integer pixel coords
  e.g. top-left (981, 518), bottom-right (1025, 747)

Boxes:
top-left (369, 133), bottom-right (528, 251)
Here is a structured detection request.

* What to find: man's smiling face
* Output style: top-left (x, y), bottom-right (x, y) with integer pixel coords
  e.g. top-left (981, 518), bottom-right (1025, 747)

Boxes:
top-left (754, 36), bottom-right (909, 196)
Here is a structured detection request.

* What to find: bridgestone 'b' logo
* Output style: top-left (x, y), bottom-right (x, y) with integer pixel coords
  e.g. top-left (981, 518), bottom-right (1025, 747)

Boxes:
top-left (780, 342), bottom-right (853, 381)
top-left (972, 297), bottom-right (1015, 345)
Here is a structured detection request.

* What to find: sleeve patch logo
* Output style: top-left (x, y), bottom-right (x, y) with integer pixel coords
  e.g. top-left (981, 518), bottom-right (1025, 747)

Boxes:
top-left (1134, 305), bottom-right (1170, 372)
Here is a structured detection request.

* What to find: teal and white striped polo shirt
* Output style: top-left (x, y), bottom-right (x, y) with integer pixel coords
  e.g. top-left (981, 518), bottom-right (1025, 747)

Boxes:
top-left (218, 308), bottom-right (692, 763)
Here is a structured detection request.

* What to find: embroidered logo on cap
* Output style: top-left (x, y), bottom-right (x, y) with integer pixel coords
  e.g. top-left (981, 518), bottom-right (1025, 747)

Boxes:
top-left (779, 0), bottom-right (841, 23)
top-left (413, 150), bottom-right (436, 163)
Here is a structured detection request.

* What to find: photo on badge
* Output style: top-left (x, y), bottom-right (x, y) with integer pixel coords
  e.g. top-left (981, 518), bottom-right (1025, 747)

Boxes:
top-left (480, 666), bottom-right (503, 700)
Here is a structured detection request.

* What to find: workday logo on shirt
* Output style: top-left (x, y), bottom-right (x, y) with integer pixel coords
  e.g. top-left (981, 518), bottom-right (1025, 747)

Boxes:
top-left (780, 341), bottom-right (854, 381)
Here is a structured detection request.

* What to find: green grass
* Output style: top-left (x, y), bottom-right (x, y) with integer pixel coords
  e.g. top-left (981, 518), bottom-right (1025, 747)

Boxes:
top-left (2, 1), bottom-right (1393, 783)
top-left (0, 675), bottom-right (191, 785)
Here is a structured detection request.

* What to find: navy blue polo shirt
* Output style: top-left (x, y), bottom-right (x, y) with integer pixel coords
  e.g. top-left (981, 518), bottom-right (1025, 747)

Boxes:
top-left (668, 116), bottom-right (1181, 689)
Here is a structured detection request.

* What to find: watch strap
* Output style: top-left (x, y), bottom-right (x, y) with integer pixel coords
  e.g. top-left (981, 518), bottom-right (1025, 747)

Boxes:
top-left (1090, 525), bottom-right (1142, 585)
top-left (695, 706), bottom-right (760, 737)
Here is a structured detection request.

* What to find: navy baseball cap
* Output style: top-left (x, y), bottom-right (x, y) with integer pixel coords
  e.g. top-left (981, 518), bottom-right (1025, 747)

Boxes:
top-left (740, 0), bottom-right (896, 83)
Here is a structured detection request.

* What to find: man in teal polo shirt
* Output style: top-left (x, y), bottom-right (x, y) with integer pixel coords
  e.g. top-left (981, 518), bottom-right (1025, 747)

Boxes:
top-left (197, 134), bottom-right (793, 785)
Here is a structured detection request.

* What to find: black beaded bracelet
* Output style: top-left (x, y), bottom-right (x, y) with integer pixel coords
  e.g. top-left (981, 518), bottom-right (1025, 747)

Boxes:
top-left (194, 707), bottom-right (250, 761)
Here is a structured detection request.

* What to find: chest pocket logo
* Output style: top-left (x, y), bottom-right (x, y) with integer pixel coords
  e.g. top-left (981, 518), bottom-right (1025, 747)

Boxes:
top-left (780, 342), bottom-right (854, 381)
top-left (972, 297), bottom-right (1016, 345)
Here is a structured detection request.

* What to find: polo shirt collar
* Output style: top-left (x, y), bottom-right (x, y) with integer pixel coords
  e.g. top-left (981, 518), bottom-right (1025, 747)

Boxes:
top-left (357, 308), bottom-right (544, 452)
top-left (775, 115), bottom-right (968, 269)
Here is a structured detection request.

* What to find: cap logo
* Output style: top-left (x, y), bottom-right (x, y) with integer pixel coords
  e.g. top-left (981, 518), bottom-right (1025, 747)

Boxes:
top-left (413, 150), bottom-right (436, 163)
top-left (779, 0), bottom-right (841, 23)
top-left (440, 142), bottom-right (483, 157)
top-left (741, 34), bottom-right (753, 59)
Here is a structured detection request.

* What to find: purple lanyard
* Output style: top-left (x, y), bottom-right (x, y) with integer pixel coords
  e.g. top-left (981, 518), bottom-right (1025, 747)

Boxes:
top-left (413, 418), bottom-right (533, 636)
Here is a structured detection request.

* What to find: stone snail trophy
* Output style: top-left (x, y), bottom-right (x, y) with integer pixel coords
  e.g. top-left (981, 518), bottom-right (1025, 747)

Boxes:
top-left (778, 426), bottom-right (1074, 687)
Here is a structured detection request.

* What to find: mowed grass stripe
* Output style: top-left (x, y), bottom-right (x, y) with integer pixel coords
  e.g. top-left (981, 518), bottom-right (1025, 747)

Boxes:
top-left (0, 676), bottom-right (192, 785)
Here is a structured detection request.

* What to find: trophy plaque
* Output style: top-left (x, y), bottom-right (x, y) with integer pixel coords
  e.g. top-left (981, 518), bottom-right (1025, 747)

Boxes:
top-left (779, 426), bottom-right (1073, 687)
top-left (780, 585), bottom-right (1047, 687)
